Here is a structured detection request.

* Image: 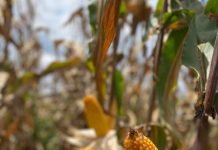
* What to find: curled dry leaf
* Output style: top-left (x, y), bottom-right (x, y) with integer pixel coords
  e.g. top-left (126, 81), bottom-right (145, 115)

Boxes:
top-left (82, 130), bottom-right (122, 150)
top-left (64, 129), bottom-right (121, 150)
top-left (64, 128), bottom-right (96, 147)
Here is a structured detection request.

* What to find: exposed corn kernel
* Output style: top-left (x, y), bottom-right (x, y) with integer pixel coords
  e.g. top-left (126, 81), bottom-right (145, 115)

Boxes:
top-left (124, 128), bottom-right (158, 150)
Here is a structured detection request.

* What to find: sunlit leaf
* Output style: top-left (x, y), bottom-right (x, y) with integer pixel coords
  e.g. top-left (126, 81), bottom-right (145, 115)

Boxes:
top-left (40, 57), bottom-right (81, 76)
top-left (197, 42), bottom-right (214, 78)
top-left (21, 72), bottom-right (38, 83)
top-left (205, 0), bottom-right (218, 15)
top-left (162, 9), bottom-right (194, 29)
top-left (86, 57), bottom-right (95, 73)
top-left (154, 0), bottom-right (164, 17)
top-left (119, 0), bottom-right (126, 17)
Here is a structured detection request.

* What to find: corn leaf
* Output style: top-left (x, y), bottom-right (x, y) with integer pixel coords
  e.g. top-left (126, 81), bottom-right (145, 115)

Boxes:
top-left (83, 95), bottom-right (114, 137)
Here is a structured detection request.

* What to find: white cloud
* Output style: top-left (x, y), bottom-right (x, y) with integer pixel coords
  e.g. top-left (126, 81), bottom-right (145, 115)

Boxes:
top-left (33, 0), bottom-right (89, 41)
top-left (39, 52), bottom-right (56, 70)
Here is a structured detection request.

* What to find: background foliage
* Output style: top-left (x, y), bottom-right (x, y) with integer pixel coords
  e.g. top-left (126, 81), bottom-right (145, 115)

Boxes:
top-left (0, 0), bottom-right (218, 149)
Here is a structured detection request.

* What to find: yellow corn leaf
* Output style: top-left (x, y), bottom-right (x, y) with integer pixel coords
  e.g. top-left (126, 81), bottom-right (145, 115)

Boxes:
top-left (169, 20), bottom-right (187, 30)
top-left (83, 95), bottom-right (114, 137)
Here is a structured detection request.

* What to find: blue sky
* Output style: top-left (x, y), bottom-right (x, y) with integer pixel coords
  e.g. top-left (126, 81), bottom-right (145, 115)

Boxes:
top-left (32, 0), bottom-right (157, 50)
top-left (32, 0), bottom-right (158, 67)
top-left (9, 0), bottom-right (159, 69)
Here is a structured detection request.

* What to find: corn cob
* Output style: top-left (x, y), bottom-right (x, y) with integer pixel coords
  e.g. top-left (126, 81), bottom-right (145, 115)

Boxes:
top-left (124, 128), bottom-right (158, 150)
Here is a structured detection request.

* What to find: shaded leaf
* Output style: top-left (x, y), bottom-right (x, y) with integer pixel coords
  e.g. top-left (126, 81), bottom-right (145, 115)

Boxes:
top-left (195, 14), bottom-right (218, 44)
top-left (182, 17), bottom-right (201, 74)
top-left (182, 14), bottom-right (218, 85)
top-left (170, 0), bottom-right (180, 10)
top-left (88, 2), bottom-right (97, 34)
top-left (164, 122), bottom-right (182, 149)
top-left (157, 27), bottom-right (188, 117)
top-left (214, 93), bottom-right (218, 114)
top-left (149, 124), bottom-right (167, 150)
top-left (162, 9), bottom-right (194, 29)
top-left (33, 116), bottom-right (58, 147)
top-left (181, 0), bottom-right (203, 14)
top-left (5, 72), bottom-right (38, 93)
top-left (114, 69), bottom-right (124, 116)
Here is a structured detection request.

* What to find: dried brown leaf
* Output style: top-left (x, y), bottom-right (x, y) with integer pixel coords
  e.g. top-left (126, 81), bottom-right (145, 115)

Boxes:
top-left (64, 8), bottom-right (83, 26)
top-left (94, 0), bottom-right (121, 103)
top-left (4, 119), bottom-right (19, 139)
top-left (95, 0), bottom-right (121, 66)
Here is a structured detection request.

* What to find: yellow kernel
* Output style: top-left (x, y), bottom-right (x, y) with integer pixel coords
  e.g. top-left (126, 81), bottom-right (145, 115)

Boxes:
top-left (124, 128), bottom-right (158, 150)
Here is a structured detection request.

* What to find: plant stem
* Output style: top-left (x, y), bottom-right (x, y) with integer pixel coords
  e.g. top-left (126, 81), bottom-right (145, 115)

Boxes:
top-left (203, 33), bottom-right (218, 117)
top-left (108, 24), bottom-right (121, 112)
top-left (192, 115), bottom-right (210, 150)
